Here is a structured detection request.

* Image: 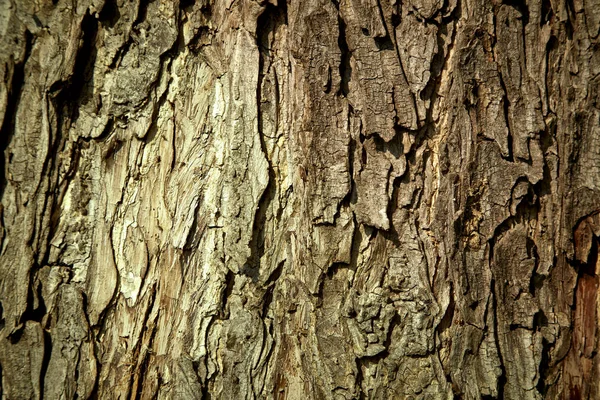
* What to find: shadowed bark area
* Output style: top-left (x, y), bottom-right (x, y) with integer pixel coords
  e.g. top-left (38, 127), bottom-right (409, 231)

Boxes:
top-left (1, 0), bottom-right (600, 398)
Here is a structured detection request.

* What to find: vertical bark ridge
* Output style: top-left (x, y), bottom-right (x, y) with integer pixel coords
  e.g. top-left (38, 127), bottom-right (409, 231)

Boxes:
top-left (1, 0), bottom-right (600, 398)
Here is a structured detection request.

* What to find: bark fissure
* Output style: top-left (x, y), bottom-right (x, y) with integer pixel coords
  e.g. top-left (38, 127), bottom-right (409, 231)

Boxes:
top-left (1, 0), bottom-right (600, 398)
top-left (0, 30), bottom-right (32, 198)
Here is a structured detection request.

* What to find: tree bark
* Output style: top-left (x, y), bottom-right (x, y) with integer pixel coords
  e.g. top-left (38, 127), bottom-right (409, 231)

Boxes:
top-left (1, 0), bottom-right (599, 398)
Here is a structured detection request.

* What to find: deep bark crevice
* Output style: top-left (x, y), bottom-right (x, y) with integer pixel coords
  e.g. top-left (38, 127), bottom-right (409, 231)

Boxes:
top-left (337, 15), bottom-right (352, 97)
top-left (246, 1), bottom-right (287, 280)
top-left (99, 0), bottom-right (121, 28)
top-left (39, 326), bottom-right (52, 398)
top-left (133, 285), bottom-right (158, 400)
top-left (489, 278), bottom-right (507, 399)
top-left (261, 260), bottom-right (284, 317)
top-left (220, 270), bottom-right (235, 319)
top-left (0, 31), bottom-right (32, 198)
top-left (69, 13), bottom-right (99, 122)
top-left (1, 0), bottom-right (599, 397)
top-left (541, 0), bottom-right (554, 26)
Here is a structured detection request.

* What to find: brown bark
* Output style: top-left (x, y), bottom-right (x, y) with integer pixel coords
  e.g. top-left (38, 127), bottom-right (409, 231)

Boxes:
top-left (1, 0), bottom-right (599, 398)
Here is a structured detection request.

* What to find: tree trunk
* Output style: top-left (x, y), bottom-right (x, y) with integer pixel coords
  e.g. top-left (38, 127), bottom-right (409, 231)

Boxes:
top-left (1, 0), bottom-right (599, 398)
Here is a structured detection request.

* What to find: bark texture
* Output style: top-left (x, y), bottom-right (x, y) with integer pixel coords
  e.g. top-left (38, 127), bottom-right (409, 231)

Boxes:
top-left (1, 0), bottom-right (600, 398)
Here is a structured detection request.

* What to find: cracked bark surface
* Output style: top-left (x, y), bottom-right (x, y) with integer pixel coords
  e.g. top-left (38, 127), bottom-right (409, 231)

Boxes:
top-left (1, 0), bottom-right (600, 398)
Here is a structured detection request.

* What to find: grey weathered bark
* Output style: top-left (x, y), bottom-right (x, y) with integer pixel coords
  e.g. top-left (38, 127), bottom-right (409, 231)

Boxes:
top-left (1, 0), bottom-right (600, 398)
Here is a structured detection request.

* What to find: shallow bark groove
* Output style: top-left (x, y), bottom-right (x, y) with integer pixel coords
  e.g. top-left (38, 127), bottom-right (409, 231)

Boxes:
top-left (1, 0), bottom-right (600, 398)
